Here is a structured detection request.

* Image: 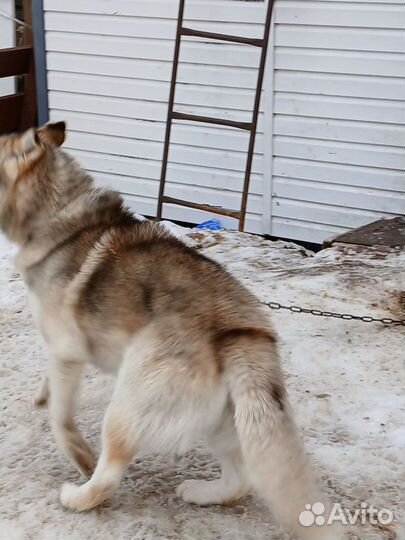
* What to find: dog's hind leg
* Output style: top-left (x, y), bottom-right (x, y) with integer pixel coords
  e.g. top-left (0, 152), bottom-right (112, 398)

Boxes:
top-left (49, 358), bottom-right (95, 478)
top-left (177, 411), bottom-right (249, 506)
top-left (60, 325), bottom-right (225, 512)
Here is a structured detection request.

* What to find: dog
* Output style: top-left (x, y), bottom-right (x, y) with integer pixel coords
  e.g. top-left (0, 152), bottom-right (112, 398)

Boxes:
top-left (0, 123), bottom-right (342, 539)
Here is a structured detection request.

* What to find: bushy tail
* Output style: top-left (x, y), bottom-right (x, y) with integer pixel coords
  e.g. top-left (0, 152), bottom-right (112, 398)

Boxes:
top-left (221, 328), bottom-right (344, 540)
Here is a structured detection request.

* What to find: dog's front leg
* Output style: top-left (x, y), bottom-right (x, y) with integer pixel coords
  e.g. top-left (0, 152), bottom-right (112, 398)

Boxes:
top-left (48, 358), bottom-right (95, 478)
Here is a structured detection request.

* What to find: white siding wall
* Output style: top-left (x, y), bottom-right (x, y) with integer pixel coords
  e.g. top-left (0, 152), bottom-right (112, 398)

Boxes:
top-left (270, 0), bottom-right (405, 243)
top-left (43, 0), bottom-right (267, 233)
top-left (42, 0), bottom-right (405, 242)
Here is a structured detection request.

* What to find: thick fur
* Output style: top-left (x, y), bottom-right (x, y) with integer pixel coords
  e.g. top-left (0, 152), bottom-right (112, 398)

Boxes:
top-left (0, 124), bottom-right (343, 539)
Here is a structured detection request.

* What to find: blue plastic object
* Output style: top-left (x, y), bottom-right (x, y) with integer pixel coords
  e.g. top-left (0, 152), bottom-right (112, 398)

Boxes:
top-left (195, 219), bottom-right (223, 231)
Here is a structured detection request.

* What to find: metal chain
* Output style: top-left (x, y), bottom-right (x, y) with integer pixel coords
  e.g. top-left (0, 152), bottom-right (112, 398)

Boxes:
top-left (263, 301), bottom-right (405, 327)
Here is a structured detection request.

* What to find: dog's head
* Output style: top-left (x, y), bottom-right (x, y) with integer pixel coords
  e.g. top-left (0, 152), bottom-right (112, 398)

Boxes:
top-left (0, 122), bottom-right (66, 241)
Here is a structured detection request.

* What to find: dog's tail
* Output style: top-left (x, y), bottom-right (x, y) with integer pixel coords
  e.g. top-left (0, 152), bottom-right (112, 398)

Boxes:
top-left (219, 327), bottom-right (343, 540)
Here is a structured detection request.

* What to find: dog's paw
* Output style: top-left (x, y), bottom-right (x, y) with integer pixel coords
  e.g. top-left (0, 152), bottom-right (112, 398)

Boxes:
top-left (60, 482), bottom-right (97, 512)
top-left (60, 481), bottom-right (112, 512)
top-left (60, 482), bottom-right (84, 511)
top-left (176, 479), bottom-right (244, 506)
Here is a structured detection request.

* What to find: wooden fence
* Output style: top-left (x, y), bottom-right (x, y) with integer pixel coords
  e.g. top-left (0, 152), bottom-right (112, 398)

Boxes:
top-left (0, 0), bottom-right (37, 134)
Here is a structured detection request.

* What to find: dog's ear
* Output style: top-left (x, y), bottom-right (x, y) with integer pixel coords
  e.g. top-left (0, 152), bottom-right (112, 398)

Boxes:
top-left (3, 128), bottom-right (44, 181)
top-left (37, 121), bottom-right (66, 147)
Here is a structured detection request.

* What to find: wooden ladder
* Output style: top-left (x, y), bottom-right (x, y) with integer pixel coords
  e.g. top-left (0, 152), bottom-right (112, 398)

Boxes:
top-left (156, 0), bottom-right (275, 232)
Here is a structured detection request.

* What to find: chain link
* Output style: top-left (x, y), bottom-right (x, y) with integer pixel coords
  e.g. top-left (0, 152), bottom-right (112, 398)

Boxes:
top-left (263, 301), bottom-right (405, 327)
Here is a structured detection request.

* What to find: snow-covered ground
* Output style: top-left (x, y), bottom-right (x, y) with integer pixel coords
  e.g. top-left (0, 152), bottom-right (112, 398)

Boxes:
top-left (0, 226), bottom-right (404, 540)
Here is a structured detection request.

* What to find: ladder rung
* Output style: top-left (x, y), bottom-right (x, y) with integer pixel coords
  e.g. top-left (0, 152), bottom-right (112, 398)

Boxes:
top-left (162, 196), bottom-right (241, 219)
top-left (172, 111), bottom-right (252, 131)
top-left (181, 27), bottom-right (264, 47)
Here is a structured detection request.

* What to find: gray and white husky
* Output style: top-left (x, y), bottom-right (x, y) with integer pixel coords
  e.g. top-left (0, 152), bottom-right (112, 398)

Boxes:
top-left (0, 123), bottom-right (343, 539)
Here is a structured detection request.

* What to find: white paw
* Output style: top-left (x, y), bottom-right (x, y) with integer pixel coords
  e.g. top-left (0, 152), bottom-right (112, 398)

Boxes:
top-left (176, 479), bottom-right (245, 506)
top-left (60, 482), bottom-right (86, 512)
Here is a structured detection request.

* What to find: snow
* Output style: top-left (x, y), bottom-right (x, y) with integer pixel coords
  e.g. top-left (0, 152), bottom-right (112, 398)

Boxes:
top-left (0, 226), bottom-right (404, 540)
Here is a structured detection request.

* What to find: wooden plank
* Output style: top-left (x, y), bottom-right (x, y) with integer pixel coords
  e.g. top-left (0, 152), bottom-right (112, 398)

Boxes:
top-left (0, 94), bottom-right (24, 134)
top-left (0, 46), bottom-right (32, 78)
